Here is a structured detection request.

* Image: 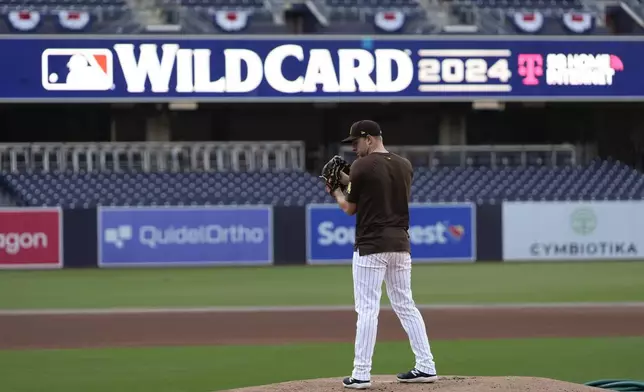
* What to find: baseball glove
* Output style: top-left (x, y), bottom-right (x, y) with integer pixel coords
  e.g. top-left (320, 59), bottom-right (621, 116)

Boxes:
top-left (320, 155), bottom-right (351, 195)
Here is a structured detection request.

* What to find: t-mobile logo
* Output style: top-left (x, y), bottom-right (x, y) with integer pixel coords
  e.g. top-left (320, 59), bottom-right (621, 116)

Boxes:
top-left (518, 54), bottom-right (544, 86)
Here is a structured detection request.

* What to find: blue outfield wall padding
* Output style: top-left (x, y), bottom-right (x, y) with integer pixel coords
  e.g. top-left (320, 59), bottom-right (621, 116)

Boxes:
top-left (475, 203), bottom-right (502, 261)
top-left (60, 205), bottom-right (500, 268)
top-left (62, 208), bottom-right (98, 268)
top-left (273, 206), bottom-right (306, 265)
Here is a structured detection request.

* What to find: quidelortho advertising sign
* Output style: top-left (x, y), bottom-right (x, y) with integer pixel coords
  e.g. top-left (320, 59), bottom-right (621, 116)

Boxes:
top-left (306, 203), bottom-right (476, 264)
top-left (98, 206), bottom-right (273, 267)
top-left (502, 201), bottom-right (643, 261)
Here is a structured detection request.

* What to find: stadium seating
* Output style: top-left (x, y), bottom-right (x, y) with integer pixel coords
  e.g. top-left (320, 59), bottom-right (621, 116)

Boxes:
top-left (0, 6), bottom-right (140, 35)
top-left (1, 142), bottom-right (643, 208)
top-left (159, 0), bottom-right (290, 34)
top-left (0, 0), bottom-right (620, 35)
top-left (441, 0), bottom-right (611, 35)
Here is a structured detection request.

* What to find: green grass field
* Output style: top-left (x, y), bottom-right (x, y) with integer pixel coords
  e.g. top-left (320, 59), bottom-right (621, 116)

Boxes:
top-left (2, 338), bottom-right (643, 392)
top-left (1, 261), bottom-right (644, 309)
top-left (2, 261), bottom-right (644, 392)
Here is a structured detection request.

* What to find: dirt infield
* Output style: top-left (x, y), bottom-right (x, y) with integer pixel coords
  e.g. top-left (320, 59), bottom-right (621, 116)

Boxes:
top-left (219, 376), bottom-right (606, 392)
top-left (1, 305), bottom-right (644, 350)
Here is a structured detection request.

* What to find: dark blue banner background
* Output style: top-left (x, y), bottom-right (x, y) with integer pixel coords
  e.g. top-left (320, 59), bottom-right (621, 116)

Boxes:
top-left (2, 36), bottom-right (642, 101)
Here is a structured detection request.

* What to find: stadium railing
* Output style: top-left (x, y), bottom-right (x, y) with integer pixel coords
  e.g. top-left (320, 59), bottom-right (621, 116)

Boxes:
top-left (338, 144), bottom-right (578, 168)
top-left (0, 141), bottom-right (306, 173)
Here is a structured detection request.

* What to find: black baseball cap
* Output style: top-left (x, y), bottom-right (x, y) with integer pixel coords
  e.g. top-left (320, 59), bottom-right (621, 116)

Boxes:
top-left (341, 120), bottom-right (383, 143)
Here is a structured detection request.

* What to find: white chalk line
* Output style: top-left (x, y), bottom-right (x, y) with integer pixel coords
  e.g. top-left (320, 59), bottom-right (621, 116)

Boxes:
top-left (1, 302), bottom-right (644, 316)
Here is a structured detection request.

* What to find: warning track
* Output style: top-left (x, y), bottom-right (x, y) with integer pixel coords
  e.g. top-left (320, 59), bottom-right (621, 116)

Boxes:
top-left (1, 303), bottom-right (643, 350)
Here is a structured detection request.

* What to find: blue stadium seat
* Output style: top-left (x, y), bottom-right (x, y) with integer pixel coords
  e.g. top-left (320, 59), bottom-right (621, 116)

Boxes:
top-left (2, 158), bottom-right (644, 208)
top-left (0, 0), bottom-right (623, 35)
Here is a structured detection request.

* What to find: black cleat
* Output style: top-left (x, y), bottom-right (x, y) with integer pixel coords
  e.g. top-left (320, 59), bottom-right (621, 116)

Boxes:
top-left (343, 376), bottom-right (372, 389)
top-left (396, 368), bottom-right (438, 383)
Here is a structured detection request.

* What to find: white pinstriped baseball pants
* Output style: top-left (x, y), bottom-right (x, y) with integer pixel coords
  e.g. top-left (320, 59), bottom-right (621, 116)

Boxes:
top-left (351, 250), bottom-right (437, 381)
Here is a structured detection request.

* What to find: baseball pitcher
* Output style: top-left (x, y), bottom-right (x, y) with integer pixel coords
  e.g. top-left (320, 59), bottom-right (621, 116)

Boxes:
top-left (320, 120), bottom-right (438, 389)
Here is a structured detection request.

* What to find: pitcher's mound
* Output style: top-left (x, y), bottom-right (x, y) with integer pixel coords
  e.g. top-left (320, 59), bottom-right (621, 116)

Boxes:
top-left (219, 375), bottom-right (604, 392)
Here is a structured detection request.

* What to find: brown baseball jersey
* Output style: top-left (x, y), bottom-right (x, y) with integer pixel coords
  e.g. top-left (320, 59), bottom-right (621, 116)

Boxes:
top-left (345, 152), bottom-right (413, 256)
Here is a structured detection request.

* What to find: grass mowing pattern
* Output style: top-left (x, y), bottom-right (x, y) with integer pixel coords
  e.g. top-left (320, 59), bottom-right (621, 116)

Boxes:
top-left (1, 261), bottom-right (644, 309)
top-left (1, 337), bottom-right (643, 392)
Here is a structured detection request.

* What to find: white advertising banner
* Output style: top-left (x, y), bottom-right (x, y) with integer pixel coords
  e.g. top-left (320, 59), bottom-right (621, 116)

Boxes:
top-left (502, 201), bottom-right (643, 261)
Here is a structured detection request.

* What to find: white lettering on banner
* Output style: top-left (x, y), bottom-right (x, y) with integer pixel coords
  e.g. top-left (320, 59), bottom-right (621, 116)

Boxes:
top-left (546, 53), bottom-right (615, 86)
top-left (0, 232), bottom-right (48, 255)
top-left (408, 224), bottom-right (449, 244)
top-left (139, 225), bottom-right (264, 248)
top-left (317, 221), bottom-right (450, 246)
top-left (114, 44), bottom-right (414, 94)
top-left (502, 201), bottom-right (644, 261)
top-left (418, 58), bottom-right (512, 84)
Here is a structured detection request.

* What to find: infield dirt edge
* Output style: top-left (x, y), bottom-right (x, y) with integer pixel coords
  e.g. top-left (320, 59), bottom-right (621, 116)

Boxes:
top-left (218, 375), bottom-right (606, 392)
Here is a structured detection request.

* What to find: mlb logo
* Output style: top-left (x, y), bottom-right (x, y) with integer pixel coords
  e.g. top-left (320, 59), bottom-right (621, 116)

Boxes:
top-left (41, 48), bottom-right (113, 91)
